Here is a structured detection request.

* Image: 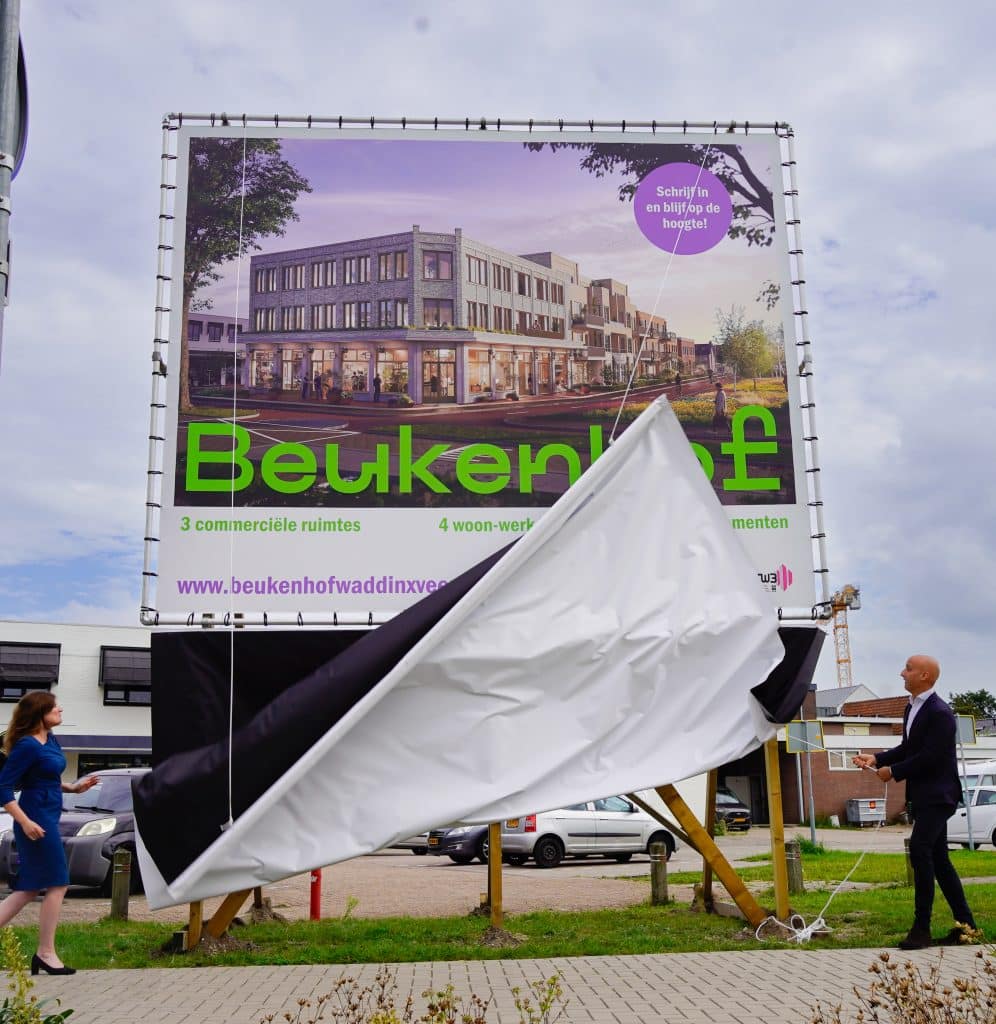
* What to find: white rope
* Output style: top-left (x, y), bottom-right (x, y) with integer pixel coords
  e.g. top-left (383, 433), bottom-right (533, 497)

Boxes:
top-left (608, 143), bottom-right (714, 444)
top-left (221, 126), bottom-right (250, 832)
top-left (755, 850), bottom-right (867, 943)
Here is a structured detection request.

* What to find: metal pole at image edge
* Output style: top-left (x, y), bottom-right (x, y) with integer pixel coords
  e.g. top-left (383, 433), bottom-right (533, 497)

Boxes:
top-left (0, 0), bottom-right (25, 367)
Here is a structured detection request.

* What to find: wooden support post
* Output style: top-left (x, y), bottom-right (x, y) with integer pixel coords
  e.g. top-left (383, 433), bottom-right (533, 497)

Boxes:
top-left (188, 901), bottom-right (203, 949)
top-left (205, 888), bottom-right (252, 939)
top-left (649, 841), bottom-right (669, 905)
top-left (487, 822), bottom-right (503, 929)
top-left (253, 886), bottom-right (264, 909)
top-left (109, 848), bottom-right (131, 921)
top-left (703, 769), bottom-right (718, 908)
top-left (656, 784), bottom-right (767, 928)
top-left (764, 737), bottom-right (790, 920)
top-left (785, 837), bottom-right (805, 894)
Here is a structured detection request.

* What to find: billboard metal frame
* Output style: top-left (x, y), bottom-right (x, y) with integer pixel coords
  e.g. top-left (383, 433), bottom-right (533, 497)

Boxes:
top-left (141, 115), bottom-right (830, 627)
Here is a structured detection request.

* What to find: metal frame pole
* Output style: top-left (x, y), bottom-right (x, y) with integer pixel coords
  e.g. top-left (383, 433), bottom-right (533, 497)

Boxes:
top-left (0, 0), bottom-right (22, 366)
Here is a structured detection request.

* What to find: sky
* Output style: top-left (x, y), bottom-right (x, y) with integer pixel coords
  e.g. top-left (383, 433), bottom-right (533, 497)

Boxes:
top-left (0, 1), bottom-right (994, 702)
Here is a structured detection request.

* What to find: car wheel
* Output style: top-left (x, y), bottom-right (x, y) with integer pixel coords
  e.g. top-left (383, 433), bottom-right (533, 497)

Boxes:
top-left (647, 831), bottom-right (675, 860)
top-left (448, 854), bottom-right (474, 865)
top-left (533, 836), bottom-right (564, 869)
top-left (612, 852), bottom-right (633, 863)
top-left (505, 854), bottom-right (528, 866)
top-left (411, 847), bottom-right (428, 856)
top-left (476, 836), bottom-right (489, 864)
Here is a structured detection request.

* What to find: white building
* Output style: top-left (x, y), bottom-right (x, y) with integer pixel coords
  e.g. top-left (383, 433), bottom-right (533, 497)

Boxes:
top-left (0, 621), bottom-right (152, 780)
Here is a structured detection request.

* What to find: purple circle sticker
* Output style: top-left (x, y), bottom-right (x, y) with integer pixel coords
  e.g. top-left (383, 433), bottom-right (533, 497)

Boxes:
top-left (633, 163), bottom-right (733, 255)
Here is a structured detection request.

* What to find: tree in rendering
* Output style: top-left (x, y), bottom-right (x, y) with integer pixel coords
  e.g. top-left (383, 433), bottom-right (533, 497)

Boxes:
top-left (180, 138), bottom-right (312, 411)
top-left (714, 306), bottom-right (776, 387)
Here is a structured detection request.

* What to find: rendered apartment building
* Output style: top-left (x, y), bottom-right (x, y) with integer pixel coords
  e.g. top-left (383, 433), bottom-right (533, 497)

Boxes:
top-left (185, 312), bottom-right (248, 388)
top-left (238, 226), bottom-right (694, 405)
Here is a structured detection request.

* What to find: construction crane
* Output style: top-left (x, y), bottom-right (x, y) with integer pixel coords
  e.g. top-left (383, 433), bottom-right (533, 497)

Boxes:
top-left (830, 584), bottom-right (861, 688)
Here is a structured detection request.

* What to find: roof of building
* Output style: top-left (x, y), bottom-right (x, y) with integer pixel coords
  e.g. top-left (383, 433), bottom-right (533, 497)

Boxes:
top-left (842, 696), bottom-right (910, 718)
top-left (815, 685), bottom-right (864, 706)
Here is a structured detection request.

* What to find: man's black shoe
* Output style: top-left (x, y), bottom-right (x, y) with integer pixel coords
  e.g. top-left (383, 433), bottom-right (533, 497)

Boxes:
top-left (937, 924), bottom-right (981, 946)
top-left (897, 926), bottom-right (932, 950)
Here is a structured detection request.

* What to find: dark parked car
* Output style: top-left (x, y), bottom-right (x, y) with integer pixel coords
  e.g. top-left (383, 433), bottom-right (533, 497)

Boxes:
top-left (0, 768), bottom-right (149, 894)
top-left (426, 824), bottom-right (489, 864)
top-left (715, 788), bottom-right (752, 831)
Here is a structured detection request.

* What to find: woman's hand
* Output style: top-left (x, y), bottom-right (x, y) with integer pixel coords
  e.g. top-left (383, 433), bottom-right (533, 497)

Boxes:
top-left (76, 776), bottom-right (99, 794)
top-left (22, 819), bottom-right (44, 841)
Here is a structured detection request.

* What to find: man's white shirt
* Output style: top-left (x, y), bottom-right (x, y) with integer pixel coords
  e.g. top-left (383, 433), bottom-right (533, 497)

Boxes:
top-left (907, 687), bottom-right (936, 735)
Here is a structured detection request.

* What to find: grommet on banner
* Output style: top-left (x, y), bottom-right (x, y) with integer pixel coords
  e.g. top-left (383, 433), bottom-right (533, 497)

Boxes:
top-left (588, 119), bottom-right (594, 132)
top-left (496, 118), bottom-right (501, 131)
top-left (297, 612), bottom-right (304, 627)
top-left (186, 613), bottom-right (195, 627)
top-left (480, 117), bottom-right (487, 131)
top-left (263, 612), bottom-right (269, 627)
top-left (221, 113), bottom-right (230, 127)
top-left (223, 612), bottom-right (231, 627)
top-left (210, 114), bottom-right (216, 127)
top-left (683, 120), bottom-right (688, 133)
top-left (241, 114), bottom-right (246, 128)
top-left (713, 120), bottom-right (718, 133)
top-left (745, 120), bottom-right (750, 134)
top-left (338, 115), bottom-right (343, 129)
top-left (368, 612), bottom-right (374, 626)
top-left (621, 119), bottom-right (626, 132)
top-left (178, 113), bottom-right (183, 127)
top-left (558, 118), bottom-right (563, 131)
top-left (433, 117), bottom-right (438, 130)
top-left (651, 120), bottom-right (656, 134)
top-left (401, 117), bottom-right (406, 129)
top-left (370, 116), bottom-right (375, 129)
top-left (307, 115), bottom-right (312, 129)
top-left (333, 612), bottom-right (338, 627)
top-left (528, 118), bottom-right (533, 132)
top-left (465, 117), bottom-right (470, 130)
top-left (274, 114), bottom-right (279, 127)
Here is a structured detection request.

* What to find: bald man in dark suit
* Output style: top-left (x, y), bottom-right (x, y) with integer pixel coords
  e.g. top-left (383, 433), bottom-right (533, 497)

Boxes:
top-left (854, 655), bottom-right (977, 949)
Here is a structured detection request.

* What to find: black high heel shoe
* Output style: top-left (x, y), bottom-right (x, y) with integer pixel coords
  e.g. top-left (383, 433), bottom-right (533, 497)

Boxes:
top-left (30, 954), bottom-right (76, 976)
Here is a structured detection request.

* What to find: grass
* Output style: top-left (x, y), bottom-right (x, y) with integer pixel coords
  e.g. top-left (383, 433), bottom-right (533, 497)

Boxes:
top-left (663, 847), bottom-right (996, 887)
top-left (10, 856), bottom-right (996, 969)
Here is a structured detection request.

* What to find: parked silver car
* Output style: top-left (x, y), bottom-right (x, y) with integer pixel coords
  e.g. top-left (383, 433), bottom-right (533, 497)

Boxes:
top-left (501, 795), bottom-right (677, 868)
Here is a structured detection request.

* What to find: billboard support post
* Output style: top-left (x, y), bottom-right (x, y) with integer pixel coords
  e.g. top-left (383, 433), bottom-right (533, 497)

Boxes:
top-left (0, 0), bottom-right (22, 366)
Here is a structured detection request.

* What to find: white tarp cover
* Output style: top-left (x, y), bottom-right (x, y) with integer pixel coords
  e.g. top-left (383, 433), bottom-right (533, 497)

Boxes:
top-left (138, 397), bottom-right (783, 907)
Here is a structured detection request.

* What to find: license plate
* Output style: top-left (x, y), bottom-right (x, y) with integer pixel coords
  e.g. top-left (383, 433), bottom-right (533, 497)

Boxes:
top-left (428, 837), bottom-right (439, 846)
top-left (505, 819), bottom-right (519, 829)
top-left (732, 817), bottom-right (746, 824)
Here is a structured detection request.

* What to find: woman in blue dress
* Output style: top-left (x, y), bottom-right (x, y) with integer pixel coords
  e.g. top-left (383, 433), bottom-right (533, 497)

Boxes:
top-left (0, 692), bottom-right (97, 975)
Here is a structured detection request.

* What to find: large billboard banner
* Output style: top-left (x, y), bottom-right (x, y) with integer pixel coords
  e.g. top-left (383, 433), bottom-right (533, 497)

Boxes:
top-left (145, 119), bottom-right (823, 623)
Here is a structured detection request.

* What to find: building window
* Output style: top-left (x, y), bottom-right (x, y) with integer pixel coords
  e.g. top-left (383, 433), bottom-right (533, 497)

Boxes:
top-left (552, 317), bottom-right (564, 334)
top-left (466, 302), bottom-right (488, 329)
top-left (377, 299), bottom-right (395, 328)
top-left (311, 260), bottom-right (336, 288)
top-left (535, 279), bottom-right (547, 301)
top-left (311, 304), bottom-right (335, 330)
top-left (551, 283), bottom-right (565, 305)
top-left (227, 324), bottom-right (237, 344)
top-left (467, 256), bottom-right (488, 285)
top-left (493, 306), bottom-right (512, 331)
top-left (516, 272), bottom-right (531, 297)
top-left (0, 643), bottom-right (60, 702)
top-left (827, 749), bottom-right (861, 771)
top-left (282, 264), bottom-right (306, 290)
top-left (207, 322), bottom-right (224, 342)
top-left (281, 306), bottom-right (305, 331)
top-left (395, 299), bottom-right (409, 326)
top-left (343, 302), bottom-right (357, 328)
top-left (423, 299), bottom-right (454, 327)
top-left (343, 349), bottom-right (370, 392)
top-left (187, 320), bottom-right (203, 343)
top-left (376, 347), bottom-right (409, 394)
top-left (344, 256), bottom-right (370, 285)
top-left (100, 647), bottom-right (151, 707)
top-left (423, 251), bottom-right (453, 280)
top-left (358, 301), bottom-right (371, 328)
top-left (253, 307), bottom-right (276, 332)
top-left (254, 267), bottom-right (277, 293)
top-left (393, 251), bottom-right (408, 279)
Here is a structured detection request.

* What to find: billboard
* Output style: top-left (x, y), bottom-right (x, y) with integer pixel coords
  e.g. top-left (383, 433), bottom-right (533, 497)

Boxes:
top-left (145, 120), bottom-right (821, 622)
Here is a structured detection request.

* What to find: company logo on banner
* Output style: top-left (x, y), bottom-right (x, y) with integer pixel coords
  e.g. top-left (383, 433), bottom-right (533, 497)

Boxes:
top-left (151, 123), bottom-right (817, 620)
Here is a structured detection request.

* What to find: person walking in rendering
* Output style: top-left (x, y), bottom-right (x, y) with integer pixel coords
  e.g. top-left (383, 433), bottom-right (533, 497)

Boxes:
top-left (853, 655), bottom-right (978, 949)
top-left (0, 692), bottom-right (98, 974)
top-left (674, 370), bottom-right (682, 395)
top-left (712, 382), bottom-right (728, 434)
top-left (373, 373), bottom-right (382, 403)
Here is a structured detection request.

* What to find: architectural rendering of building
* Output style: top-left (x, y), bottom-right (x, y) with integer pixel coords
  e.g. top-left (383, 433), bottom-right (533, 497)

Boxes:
top-left (187, 312), bottom-right (247, 388)
top-left (237, 226), bottom-right (695, 406)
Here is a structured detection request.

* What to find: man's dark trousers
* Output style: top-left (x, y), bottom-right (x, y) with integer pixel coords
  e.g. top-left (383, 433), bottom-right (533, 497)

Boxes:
top-left (908, 803), bottom-right (974, 930)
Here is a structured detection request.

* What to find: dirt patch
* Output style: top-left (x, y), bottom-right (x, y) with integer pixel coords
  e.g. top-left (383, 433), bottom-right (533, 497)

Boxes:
top-left (479, 926), bottom-right (525, 949)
